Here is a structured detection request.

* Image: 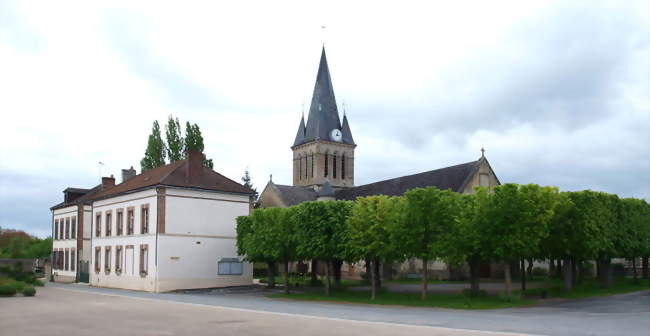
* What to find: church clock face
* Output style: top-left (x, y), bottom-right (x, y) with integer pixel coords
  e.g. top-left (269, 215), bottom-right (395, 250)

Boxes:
top-left (330, 128), bottom-right (342, 142)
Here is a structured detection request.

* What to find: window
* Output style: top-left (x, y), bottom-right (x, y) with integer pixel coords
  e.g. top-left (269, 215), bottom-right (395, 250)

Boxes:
top-left (125, 246), bottom-right (134, 275)
top-left (104, 246), bottom-right (111, 274)
top-left (116, 210), bottom-right (123, 236)
top-left (94, 247), bottom-right (101, 273)
top-left (479, 173), bottom-right (490, 187)
top-left (139, 244), bottom-right (148, 276)
top-left (298, 155), bottom-right (302, 181)
top-left (141, 205), bottom-right (149, 234)
top-left (59, 219), bottom-right (64, 240)
top-left (71, 217), bottom-right (76, 239)
top-left (52, 250), bottom-right (57, 270)
top-left (71, 249), bottom-right (76, 272)
top-left (64, 250), bottom-right (69, 270)
top-left (54, 220), bottom-right (58, 240)
top-left (65, 218), bottom-right (70, 239)
top-left (115, 246), bottom-right (123, 274)
top-left (58, 250), bottom-right (64, 270)
top-left (127, 208), bottom-right (134, 235)
top-left (218, 258), bottom-right (243, 275)
top-left (324, 153), bottom-right (329, 177)
top-left (304, 156), bottom-right (308, 179)
top-left (105, 211), bottom-right (112, 237)
top-left (333, 154), bottom-right (337, 178)
top-left (311, 153), bottom-right (314, 177)
top-left (95, 213), bottom-right (101, 237)
top-left (341, 155), bottom-right (346, 179)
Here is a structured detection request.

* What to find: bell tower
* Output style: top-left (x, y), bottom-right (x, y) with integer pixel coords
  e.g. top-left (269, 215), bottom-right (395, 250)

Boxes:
top-left (292, 47), bottom-right (355, 189)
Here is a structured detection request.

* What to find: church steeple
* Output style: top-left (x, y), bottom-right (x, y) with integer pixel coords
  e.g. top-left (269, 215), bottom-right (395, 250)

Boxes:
top-left (293, 47), bottom-right (354, 147)
top-left (292, 47), bottom-right (355, 189)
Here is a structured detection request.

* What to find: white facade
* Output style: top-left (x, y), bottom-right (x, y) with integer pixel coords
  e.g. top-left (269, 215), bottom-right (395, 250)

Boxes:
top-left (90, 186), bottom-right (253, 292)
top-left (52, 204), bottom-right (92, 282)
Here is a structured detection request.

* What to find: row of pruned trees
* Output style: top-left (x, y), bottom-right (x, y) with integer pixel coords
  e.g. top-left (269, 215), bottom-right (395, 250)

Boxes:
top-left (236, 184), bottom-right (650, 299)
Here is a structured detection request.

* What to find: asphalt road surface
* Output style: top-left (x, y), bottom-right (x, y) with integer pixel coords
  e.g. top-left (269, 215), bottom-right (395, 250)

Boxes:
top-left (1, 283), bottom-right (648, 336)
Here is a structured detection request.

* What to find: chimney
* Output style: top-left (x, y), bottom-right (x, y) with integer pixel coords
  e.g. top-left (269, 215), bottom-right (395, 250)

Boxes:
top-left (186, 150), bottom-right (204, 184)
top-left (102, 175), bottom-right (116, 188)
top-left (121, 166), bottom-right (136, 183)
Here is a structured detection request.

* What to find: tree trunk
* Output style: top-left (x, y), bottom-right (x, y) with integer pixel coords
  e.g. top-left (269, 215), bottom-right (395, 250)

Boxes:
top-left (370, 258), bottom-right (378, 300)
top-left (642, 257), bottom-right (649, 279)
top-left (373, 260), bottom-right (381, 288)
top-left (527, 258), bottom-right (534, 278)
top-left (283, 261), bottom-right (290, 294)
top-left (267, 261), bottom-right (276, 289)
top-left (310, 260), bottom-right (319, 286)
top-left (549, 259), bottom-right (556, 278)
top-left (632, 258), bottom-right (638, 283)
top-left (572, 258), bottom-right (578, 286)
top-left (421, 258), bottom-right (428, 300)
top-left (504, 261), bottom-right (512, 296)
top-left (598, 259), bottom-right (613, 289)
top-left (520, 258), bottom-right (527, 291)
top-left (563, 257), bottom-right (572, 292)
top-left (324, 260), bottom-right (332, 296)
top-left (469, 257), bottom-right (480, 296)
top-left (332, 259), bottom-right (342, 288)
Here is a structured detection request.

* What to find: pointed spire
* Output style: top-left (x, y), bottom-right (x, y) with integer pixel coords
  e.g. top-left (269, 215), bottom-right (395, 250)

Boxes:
top-left (341, 114), bottom-right (355, 145)
top-left (293, 114), bottom-right (306, 146)
top-left (303, 47), bottom-right (343, 143)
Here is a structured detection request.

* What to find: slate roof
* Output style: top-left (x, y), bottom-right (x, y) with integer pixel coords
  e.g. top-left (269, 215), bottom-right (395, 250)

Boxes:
top-left (335, 161), bottom-right (479, 201)
top-left (293, 47), bottom-right (354, 147)
top-left (270, 183), bottom-right (317, 206)
top-left (50, 184), bottom-right (105, 210)
top-left (92, 156), bottom-right (255, 201)
top-left (317, 180), bottom-right (335, 197)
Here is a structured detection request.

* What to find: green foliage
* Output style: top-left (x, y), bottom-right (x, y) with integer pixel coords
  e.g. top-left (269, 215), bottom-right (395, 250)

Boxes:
top-left (241, 169), bottom-right (259, 203)
top-left (22, 286), bottom-right (35, 296)
top-left (140, 120), bottom-right (167, 171)
top-left (293, 201), bottom-right (353, 262)
top-left (0, 283), bottom-right (17, 296)
top-left (184, 122), bottom-right (214, 169)
top-left (347, 196), bottom-right (401, 263)
top-left (165, 115), bottom-right (184, 162)
top-left (0, 231), bottom-right (51, 259)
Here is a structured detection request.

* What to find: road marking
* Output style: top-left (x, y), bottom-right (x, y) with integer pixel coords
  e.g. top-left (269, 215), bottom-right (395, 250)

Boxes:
top-left (52, 286), bottom-right (544, 336)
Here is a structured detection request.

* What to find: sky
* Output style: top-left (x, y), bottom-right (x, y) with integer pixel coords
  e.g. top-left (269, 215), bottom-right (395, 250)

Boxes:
top-left (1, 1), bottom-right (648, 238)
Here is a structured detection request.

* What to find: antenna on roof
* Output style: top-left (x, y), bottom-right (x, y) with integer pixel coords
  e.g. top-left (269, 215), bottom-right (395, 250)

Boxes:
top-left (98, 161), bottom-right (105, 179)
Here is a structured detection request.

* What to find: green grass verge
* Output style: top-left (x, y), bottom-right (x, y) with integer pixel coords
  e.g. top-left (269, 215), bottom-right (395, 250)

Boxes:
top-left (269, 288), bottom-right (533, 310)
top-left (257, 275), bottom-right (363, 288)
top-left (521, 277), bottom-right (650, 299)
top-left (388, 277), bottom-right (466, 285)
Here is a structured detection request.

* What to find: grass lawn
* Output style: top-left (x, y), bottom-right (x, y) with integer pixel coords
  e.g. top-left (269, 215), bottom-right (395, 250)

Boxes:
top-left (520, 277), bottom-right (650, 299)
top-left (269, 288), bottom-right (533, 310)
top-left (257, 275), bottom-right (364, 288)
top-left (388, 277), bottom-right (467, 285)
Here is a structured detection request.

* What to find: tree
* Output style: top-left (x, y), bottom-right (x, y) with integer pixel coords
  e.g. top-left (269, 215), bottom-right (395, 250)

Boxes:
top-left (483, 184), bottom-right (555, 296)
top-left (241, 169), bottom-right (259, 205)
top-left (294, 201), bottom-right (352, 296)
top-left (165, 115), bottom-right (184, 162)
top-left (395, 187), bottom-right (462, 300)
top-left (184, 122), bottom-right (214, 169)
top-left (347, 196), bottom-right (401, 299)
top-left (236, 211), bottom-right (278, 288)
top-left (140, 121), bottom-right (167, 172)
top-left (446, 189), bottom-right (491, 297)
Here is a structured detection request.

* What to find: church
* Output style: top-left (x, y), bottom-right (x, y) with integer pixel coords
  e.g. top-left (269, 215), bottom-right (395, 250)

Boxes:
top-left (259, 47), bottom-right (502, 279)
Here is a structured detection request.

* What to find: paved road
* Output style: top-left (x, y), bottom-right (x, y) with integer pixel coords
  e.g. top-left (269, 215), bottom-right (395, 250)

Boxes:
top-left (0, 286), bottom-right (528, 336)
top-left (4, 283), bottom-right (647, 336)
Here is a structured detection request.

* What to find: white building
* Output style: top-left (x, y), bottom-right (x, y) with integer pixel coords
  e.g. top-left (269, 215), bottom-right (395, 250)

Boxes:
top-left (88, 151), bottom-right (254, 292)
top-left (50, 183), bottom-right (112, 283)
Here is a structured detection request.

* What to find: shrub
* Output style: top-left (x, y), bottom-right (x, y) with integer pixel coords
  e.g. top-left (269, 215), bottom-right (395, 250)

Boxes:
top-left (32, 279), bottom-right (44, 287)
top-left (22, 286), bottom-right (36, 297)
top-left (532, 267), bottom-right (548, 277)
top-left (0, 284), bottom-right (17, 297)
top-left (8, 281), bottom-right (26, 292)
top-left (462, 289), bottom-right (488, 298)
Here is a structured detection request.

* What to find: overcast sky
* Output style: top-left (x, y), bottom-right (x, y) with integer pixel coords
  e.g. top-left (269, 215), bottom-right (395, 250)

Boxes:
top-left (1, 1), bottom-right (648, 238)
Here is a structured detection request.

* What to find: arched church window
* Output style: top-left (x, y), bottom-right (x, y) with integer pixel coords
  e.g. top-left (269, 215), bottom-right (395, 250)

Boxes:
top-left (298, 155), bottom-right (302, 180)
top-left (341, 155), bottom-right (346, 179)
top-left (311, 153), bottom-right (314, 177)
top-left (304, 156), bottom-right (308, 179)
top-left (333, 154), bottom-right (337, 178)
top-left (324, 153), bottom-right (329, 177)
